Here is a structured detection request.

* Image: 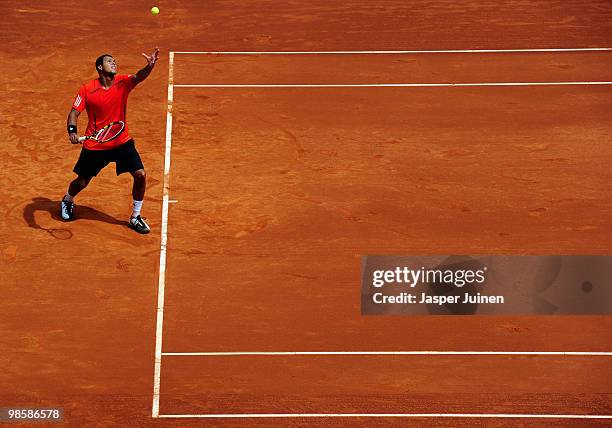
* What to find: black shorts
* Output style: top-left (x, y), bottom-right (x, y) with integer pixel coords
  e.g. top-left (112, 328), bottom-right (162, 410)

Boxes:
top-left (73, 139), bottom-right (144, 177)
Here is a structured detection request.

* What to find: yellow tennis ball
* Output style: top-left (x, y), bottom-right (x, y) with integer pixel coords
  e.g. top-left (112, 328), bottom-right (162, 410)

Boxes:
top-left (151, 6), bottom-right (160, 15)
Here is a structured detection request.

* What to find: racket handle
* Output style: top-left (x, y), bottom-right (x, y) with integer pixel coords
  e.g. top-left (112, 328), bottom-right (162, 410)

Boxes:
top-left (78, 136), bottom-right (86, 142)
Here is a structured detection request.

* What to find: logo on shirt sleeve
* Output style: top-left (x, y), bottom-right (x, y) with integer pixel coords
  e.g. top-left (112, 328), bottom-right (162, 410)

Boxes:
top-left (74, 95), bottom-right (83, 108)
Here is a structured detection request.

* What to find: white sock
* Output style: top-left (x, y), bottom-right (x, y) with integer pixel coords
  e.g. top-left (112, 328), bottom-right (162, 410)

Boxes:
top-left (63, 193), bottom-right (74, 203)
top-left (132, 200), bottom-right (143, 218)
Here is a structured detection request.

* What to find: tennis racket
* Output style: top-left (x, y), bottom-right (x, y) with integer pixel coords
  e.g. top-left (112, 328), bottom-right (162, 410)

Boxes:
top-left (78, 121), bottom-right (125, 143)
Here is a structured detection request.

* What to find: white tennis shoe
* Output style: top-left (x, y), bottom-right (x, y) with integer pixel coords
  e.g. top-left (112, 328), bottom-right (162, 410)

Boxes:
top-left (60, 198), bottom-right (75, 221)
top-left (129, 215), bottom-right (150, 234)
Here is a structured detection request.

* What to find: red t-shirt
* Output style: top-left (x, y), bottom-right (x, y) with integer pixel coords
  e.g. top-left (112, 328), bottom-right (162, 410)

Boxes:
top-left (71, 74), bottom-right (136, 150)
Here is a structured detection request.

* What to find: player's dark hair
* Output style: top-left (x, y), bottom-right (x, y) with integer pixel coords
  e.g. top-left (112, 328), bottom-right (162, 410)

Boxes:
top-left (95, 54), bottom-right (114, 72)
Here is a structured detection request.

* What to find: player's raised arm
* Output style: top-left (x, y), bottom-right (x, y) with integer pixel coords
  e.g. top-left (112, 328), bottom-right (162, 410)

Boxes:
top-left (67, 108), bottom-right (81, 144)
top-left (132, 47), bottom-right (160, 85)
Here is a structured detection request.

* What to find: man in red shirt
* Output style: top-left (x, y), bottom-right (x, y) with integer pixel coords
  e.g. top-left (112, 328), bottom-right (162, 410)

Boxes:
top-left (61, 48), bottom-right (160, 234)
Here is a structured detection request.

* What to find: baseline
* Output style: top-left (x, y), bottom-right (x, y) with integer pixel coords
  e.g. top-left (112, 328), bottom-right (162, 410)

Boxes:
top-left (152, 51), bottom-right (175, 418)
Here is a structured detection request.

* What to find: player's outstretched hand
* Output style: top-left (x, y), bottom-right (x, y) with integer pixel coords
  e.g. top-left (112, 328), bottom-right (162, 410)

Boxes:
top-left (142, 47), bottom-right (160, 66)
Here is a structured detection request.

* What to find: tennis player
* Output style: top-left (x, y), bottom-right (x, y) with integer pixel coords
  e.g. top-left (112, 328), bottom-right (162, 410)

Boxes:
top-left (60, 48), bottom-right (160, 234)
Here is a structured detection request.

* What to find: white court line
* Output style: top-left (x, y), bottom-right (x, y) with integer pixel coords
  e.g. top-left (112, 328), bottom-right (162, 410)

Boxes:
top-left (151, 51), bottom-right (174, 418)
top-left (163, 351), bottom-right (612, 356)
top-left (175, 82), bottom-right (612, 88)
top-left (159, 413), bottom-right (612, 419)
top-left (174, 48), bottom-right (612, 54)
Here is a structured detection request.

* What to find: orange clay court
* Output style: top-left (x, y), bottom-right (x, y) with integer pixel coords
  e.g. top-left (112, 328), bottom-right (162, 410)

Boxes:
top-left (0, 1), bottom-right (611, 427)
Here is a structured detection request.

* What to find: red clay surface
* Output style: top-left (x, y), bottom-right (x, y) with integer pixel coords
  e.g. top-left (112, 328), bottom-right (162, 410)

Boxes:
top-left (1, 0), bottom-right (611, 426)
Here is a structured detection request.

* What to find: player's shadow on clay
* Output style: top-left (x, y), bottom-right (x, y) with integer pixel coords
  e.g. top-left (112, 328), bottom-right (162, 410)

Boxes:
top-left (24, 197), bottom-right (124, 240)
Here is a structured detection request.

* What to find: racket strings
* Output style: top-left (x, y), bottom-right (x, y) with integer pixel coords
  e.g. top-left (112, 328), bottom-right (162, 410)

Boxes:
top-left (100, 127), bottom-right (111, 140)
top-left (94, 122), bottom-right (124, 142)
